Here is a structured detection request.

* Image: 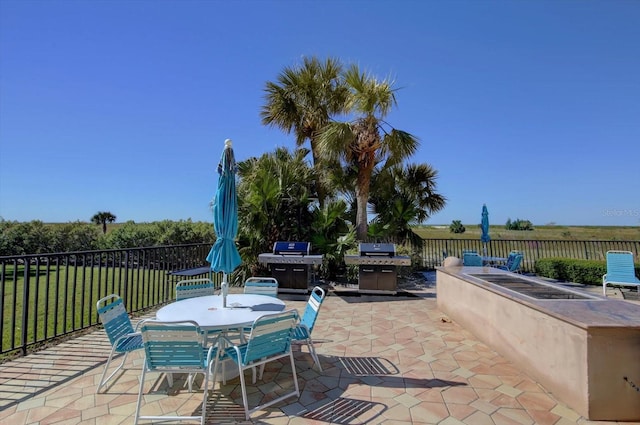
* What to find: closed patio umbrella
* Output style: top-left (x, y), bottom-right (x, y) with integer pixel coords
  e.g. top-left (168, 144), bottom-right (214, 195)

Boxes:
top-left (481, 204), bottom-right (490, 256)
top-left (206, 139), bottom-right (242, 307)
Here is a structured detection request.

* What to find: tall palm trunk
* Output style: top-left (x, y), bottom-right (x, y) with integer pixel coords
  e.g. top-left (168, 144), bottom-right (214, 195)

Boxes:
top-left (309, 138), bottom-right (327, 207)
top-left (354, 171), bottom-right (371, 240)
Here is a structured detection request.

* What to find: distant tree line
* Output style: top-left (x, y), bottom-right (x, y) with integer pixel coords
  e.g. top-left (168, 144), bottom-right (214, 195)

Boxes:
top-left (0, 219), bottom-right (215, 256)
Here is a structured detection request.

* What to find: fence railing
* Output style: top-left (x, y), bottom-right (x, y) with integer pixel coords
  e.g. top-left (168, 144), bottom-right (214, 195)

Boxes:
top-left (2, 238), bottom-right (639, 360)
top-left (0, 243), bottom-right (215, 358)
top-left (418, 239), bottom-right (640, 273)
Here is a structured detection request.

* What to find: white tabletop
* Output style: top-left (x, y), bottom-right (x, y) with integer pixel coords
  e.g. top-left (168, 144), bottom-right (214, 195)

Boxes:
top-left (156, 294), bottom-right (286, 331)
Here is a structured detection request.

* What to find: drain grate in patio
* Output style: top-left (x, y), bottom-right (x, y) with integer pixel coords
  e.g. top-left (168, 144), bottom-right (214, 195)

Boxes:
top-left (468, 274), bottom-right (592, 300)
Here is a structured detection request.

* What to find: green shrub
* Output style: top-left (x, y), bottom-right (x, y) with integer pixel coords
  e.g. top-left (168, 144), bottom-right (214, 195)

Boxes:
top-left (535, 258), bottom-right (640, 286)
top-left (449, 220), bottom-right (465, 234)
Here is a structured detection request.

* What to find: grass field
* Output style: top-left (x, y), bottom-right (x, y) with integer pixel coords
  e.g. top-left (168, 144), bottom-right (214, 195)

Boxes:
top-left (91, 222), bottom-right (640, 241)
top-left (413, 225), bottom-right (640, 241)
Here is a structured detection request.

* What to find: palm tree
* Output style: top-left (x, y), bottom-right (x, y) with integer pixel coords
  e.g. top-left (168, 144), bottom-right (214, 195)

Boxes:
top-left (235, 148), bottom-right (316, 280)
top-left (91, 211), bottom-right (116, 235)
top-left (369, 163), bottom-right (446, 245)
top-left (319, 65), bottom-right (419, 240)
top-left (260, 56), bottom-right (349, 206)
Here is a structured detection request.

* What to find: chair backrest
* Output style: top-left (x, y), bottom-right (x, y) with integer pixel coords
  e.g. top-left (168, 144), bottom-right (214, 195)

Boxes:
top-left (505, 253), bottom-right (523, 272)
top-left (175, 278), bottom-right (215, 301)
top-left (243, 309), bottom-right (298, 365)
top-left (606, 251), bottom-right (638, 281)
top-left (462, 249), bottom-right (477, 254)
top-left (139, 320), bottom-right (205, 371)
top-left (463, 252), bottom-right (483, 266)
top-left (97, 294), bottom-right (134, 346)
top-left (244, 277), bottom-right (279, 297)
top-left (299, 286), bottom-right (326, 335)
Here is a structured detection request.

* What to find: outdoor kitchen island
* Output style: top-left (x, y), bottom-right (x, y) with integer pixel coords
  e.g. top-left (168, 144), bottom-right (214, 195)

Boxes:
top-left (436, 265), bottom-right (640, 421)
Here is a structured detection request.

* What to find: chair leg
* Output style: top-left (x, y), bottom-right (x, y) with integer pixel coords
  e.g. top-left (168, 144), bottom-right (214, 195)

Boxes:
top-left (133, 365), bottom-right (147, 425)
top-left (306, 340), bottom-right (322, 372)
top-left (96, 348), bottom-right (127, 393)
top-left (237, 363), bottom-right (251, 420)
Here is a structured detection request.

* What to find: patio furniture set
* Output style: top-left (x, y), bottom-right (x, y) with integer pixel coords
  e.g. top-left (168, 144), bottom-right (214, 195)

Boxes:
top-left (97, 277), bottom-right (326, 423)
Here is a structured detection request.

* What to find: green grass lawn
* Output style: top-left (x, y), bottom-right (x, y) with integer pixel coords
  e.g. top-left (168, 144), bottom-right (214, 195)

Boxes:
top-left (413, 225), bottom-right (640, 241)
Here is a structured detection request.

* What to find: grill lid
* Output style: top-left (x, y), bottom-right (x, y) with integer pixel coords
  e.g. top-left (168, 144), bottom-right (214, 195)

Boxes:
top-left (273, 241), bottom-right (311, 255)
top-left (359, 243), bottom-right (396, 256)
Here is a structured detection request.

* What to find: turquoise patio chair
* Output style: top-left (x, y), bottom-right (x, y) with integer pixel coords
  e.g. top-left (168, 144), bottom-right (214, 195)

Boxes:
top-left (292, 286), bottom-right (326, 371)
top-left (175, 278), bottom-right (215, 301)
top-left (463, 252), bottom-right (483, 266)
top-left (96, 294), bottom-right (144, 393)
top-left (496, 252), bottom-right (523, 273)
top-left (134, 320), bottom-right (215, 425)
top-left (244, 276), bottom-right (279, 297)
top-left (211, 309), bottom-right (300, 420)
top-left (602, 250), bottom-right (640, 297)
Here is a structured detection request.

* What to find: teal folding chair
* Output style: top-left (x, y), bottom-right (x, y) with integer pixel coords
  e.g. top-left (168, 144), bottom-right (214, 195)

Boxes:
top-left (244, 277), bottom-right (279, 297)
top-left (463, 252), bottom-right (483, 266)
top-left (211, 309), bottom-right (300, 420)
top-left (497, 252), bottom-right (523, 273)
top-left (602, 250), bottom-right (640, 297)
top-left (175, 278), bottom-right (215, 301)
top-left (292, 286), bottom-right (326, 371)
top-left (96, 294), bottom-right (144, 393)
top-left (134, 320), bottom-right (215, 425)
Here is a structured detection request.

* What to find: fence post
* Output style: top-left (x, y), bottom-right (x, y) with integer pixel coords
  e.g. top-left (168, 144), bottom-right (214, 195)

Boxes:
top-left (20, 260), bottom-right (30, 356)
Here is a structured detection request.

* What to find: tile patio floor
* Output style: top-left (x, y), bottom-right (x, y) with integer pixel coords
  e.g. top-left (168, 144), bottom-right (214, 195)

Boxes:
top-left (1, 276), bottom-right (638, 424)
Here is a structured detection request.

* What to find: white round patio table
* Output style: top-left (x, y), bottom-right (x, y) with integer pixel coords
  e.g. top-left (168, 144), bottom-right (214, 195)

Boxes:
top-left (156, 294), bottom-right (286, 382)
top-left (155, 294), bottom-right (286, 331)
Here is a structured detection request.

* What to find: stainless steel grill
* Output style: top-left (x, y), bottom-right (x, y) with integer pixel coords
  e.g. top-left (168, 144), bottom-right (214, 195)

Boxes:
top-left (344, 243), bottom-right (411, 294)
top-left (257, 241), bottom-right (322, 293)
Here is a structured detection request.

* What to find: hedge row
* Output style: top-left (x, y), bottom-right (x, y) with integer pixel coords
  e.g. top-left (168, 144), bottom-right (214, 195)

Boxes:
top-left (534, 258), bottom-right (640, 286)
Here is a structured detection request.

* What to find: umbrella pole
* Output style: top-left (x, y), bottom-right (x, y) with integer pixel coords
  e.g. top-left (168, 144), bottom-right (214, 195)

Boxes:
top-left (221, 273), bottom-right (229, 308)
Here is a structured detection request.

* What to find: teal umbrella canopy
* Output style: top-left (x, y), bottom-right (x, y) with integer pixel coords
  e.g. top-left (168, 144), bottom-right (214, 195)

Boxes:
top-left (481, 204), bottom-right (491, 244)
top-left (206, 139), bottom-right (242, 275)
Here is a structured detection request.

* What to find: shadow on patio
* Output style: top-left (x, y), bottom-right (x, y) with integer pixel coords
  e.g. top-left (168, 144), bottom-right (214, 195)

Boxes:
top-left (0, 285), bottom-right (607, 424)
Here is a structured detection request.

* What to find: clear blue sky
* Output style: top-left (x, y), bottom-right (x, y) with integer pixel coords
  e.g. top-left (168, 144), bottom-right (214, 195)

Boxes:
top-left (1, 0), bottom-right (639, 227)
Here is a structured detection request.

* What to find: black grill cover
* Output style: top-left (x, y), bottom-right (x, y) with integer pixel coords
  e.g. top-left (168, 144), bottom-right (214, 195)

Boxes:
top-left (359, 243), bottom-right (396, 256)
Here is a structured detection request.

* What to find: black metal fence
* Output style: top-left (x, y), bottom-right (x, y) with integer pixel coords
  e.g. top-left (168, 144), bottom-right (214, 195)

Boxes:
top-left (2, 238), bottom-right (639, 360)
top-left (0, 243), bottom-right (216, 358)
top-left (418, 239), bottom-right (640, 273)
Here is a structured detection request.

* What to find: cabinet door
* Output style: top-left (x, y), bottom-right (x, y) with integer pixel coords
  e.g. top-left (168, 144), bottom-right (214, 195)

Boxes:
top-left (290, 266), bottom-right (309, 290)
top-left (377, 266), bottom-right (397, 291)
top-left (271, 266), bottom-right (290, 288)
top-left (359, 266), bottom-right (378, 290)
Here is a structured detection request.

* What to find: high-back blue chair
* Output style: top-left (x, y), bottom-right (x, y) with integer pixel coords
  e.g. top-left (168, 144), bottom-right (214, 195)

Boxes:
top-left (96, 294), bottom-right (144, 393)
top-left (497, 252), bottom-right (523, 273)
top-left (602, 250), bottom-right (640, 296)
top-left (244, 277), bottom-right (279, 297)
top-left (134, 320), bottom-right (215, 425)
top-left (175, 278), bottom-right (215, 301)
top-left (211, 309), bottom-right (300, 420)
top-left (293, 286), bottom-right (326, 371)
top-left (463, 252), bottom-right (483, 266)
